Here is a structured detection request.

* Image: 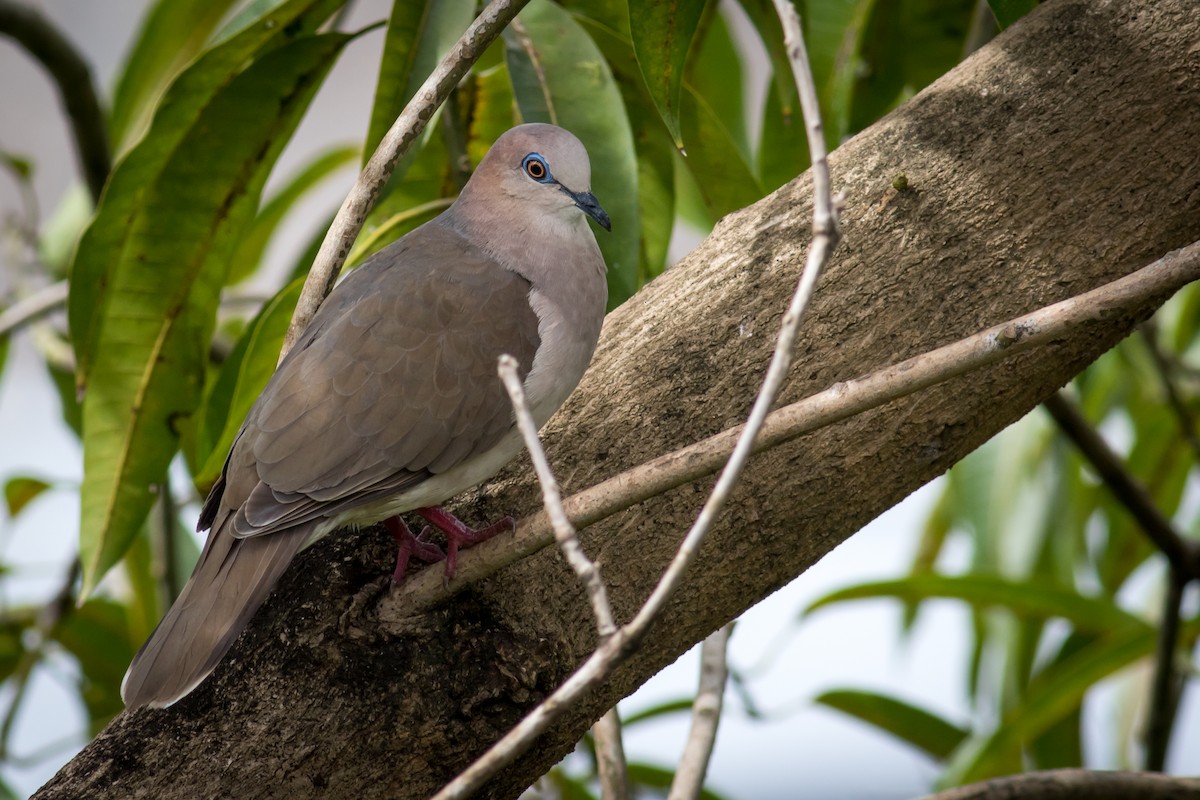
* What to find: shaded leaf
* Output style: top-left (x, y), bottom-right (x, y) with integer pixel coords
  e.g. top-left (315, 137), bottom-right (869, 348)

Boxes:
top-left (76, 31), bottom-right (352, 596)
top-left (986, 0), bottom-right (1039, 29)
top-left (346, 199), bottom-right (455, 268)
top-left (4, 475), bottom-right (51, 517)
top-left (365, 0), bottom-right (476, 164)
top-left (628, 0), bottom-right (706, 148)
top-left (621, 697), bottom-right (695, 726)
top-left (226, 144), bottom-right (358, 285)
top-left (191, 278), bottom-right (303, 490)
top-left (685, 5), bottom-right (748, 158)
top-left (55, 598), bottom-right (138, 734)
top-left (680, 83), bottom-right (766, 218)
top-left (626, 762), bottom-right (731, 800)
top-left (505, 0), bottom-right (640, 306)
top-left (815, 688), bottom-right (968, 760)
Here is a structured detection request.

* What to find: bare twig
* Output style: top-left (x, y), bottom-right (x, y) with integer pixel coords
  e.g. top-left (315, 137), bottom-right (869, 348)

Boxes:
top-left (918, 768), bottom-right (1200, 800)
top-left (592, 709), bottom-right (630, 800)
top-left (668, 623), bottom-right (733, 800)
top-left (394, 248), bottom-right (1200, 619)
top-left (427, 3), bottom-right (838, 795)
top-left (1042, 392), bottom-right (1200, 579)
top-left (501, 350), bottom-right (628, 797)
top-left (0, 280), bottom-right (68, 338)
top-left (499, 355), bottom-right (615, 637)
top-left (280, 0), bottom-right (531, 362)
top-left (1144, 566), bottom-right (1187, 771)
top-left (0, 1), bottom-right (110, 202)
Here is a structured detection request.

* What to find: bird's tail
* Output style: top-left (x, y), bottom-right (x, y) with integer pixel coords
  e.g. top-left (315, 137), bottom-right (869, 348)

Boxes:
top-left (120, 519), bottom-right (311, 709)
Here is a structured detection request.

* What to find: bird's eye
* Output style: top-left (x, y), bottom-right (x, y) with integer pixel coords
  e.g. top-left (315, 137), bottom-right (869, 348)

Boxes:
top-left (522, 153), bottom-right (552, 183)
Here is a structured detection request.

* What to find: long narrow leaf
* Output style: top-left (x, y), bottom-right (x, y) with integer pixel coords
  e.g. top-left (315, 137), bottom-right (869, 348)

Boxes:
top-left (628, 0), bottom-right (706, 149)
top-left (815, 689), bottom-right (969, 760)
top-left (77, 32), bottom-right (351, 596)
top-left (806, 573), bottom-right (1150, 635)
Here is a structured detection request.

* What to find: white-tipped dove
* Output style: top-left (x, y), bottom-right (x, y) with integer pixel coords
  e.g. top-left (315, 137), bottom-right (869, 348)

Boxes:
top-left (121, 123), bottom-right (610, 709)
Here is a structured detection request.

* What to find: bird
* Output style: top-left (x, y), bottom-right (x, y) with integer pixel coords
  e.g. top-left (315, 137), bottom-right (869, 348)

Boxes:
top-left (121, 123), bottom-right (610, 709)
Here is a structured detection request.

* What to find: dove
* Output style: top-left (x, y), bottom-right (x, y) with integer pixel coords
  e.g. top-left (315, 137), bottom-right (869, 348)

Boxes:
top-left (121, 123), bottom-right (610, 708)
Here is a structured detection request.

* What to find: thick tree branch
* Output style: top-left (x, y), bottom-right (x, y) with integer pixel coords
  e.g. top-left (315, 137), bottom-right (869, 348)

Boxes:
top-left (392, 242), bottom-right (1200, 614)
top-left (918, 769), bottom-right (1200, 800)
top-left (0, 1), bottom-right (109, 203)
top-left (36, 2), bottom-right (1200, 797)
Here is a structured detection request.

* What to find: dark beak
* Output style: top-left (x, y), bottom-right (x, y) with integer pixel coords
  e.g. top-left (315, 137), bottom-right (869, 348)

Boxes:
top-left (563, 186), bottom-right (611, 232)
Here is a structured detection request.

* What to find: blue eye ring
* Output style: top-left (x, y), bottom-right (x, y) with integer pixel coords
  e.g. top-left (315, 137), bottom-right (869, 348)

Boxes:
top-left (522, 153), bottom-right (554, 184)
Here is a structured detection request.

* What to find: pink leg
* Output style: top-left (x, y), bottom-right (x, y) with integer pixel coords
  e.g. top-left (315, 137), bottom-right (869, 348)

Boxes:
top-left (415, 507), bottom-right (515, 578)
top-left (383, 516), bottom-right (445, 584)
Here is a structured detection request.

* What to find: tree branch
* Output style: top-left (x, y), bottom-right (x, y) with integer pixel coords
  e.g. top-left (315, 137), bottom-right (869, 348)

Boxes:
top-left (0, 1), bottom-right (109, 203)
top-left (391, 242), bottom-right (1200, 615)
top-left (1144, 567), bottom-right (1187, 772)
top-left (668, 624), bottom-right (732, 800)
top-left (919, 769), bottom-right (1200, 800)
top-left (0, 281), bottom-right (68, 338)
top-left (280, 0), bottom-right (531, 360)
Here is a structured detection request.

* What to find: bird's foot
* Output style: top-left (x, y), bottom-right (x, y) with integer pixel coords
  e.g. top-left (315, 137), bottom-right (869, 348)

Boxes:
top-left (415, 506), bottom-right (516, 579)
top-left (383, 516), bottom-right (446, 584)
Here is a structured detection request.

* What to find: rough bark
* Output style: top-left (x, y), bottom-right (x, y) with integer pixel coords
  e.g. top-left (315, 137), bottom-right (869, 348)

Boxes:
top-left (38, 0), bottom-right (1200, 797)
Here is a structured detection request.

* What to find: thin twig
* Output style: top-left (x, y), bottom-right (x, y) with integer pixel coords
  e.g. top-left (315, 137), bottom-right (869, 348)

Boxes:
top-left (1042, 392), bottom-right (1200, 579)
top-left (280, 0), bottom-right (531, 362)
top-left (427, 3), bottom-right (838, 795)
top-left (0, 1), bottom-right (110, 202)
top-left (1144, 566), bottom-right (1186, 771)
top-left (919, 768), bottom-right (1200, 800)
top-left (592, 709), bottom-right (629, 800)
top-left (390, 241), bottom-right (1200, 613)
top-left (0, 280), bottom-right (68, 338)
top-left (499, 355), bottom-right (615, 637)
top-left (668, 623), bottom-right (733, 800)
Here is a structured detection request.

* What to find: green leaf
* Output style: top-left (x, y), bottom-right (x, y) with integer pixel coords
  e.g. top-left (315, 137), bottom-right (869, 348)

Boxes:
top-left (986, 0), bottom-right (1039, 29)
top-left (628, 0), bottom-right (706, 148)
top-left (941, 621), bottom-right (1200, 785)
top-left (757, 75), bottom-right (809, 193)
top-left (226, 144), bottom-right (359, 285)
top-left (815, 689), bottom-right (968, 760)
top-left (685, 5), bottom-right (748, 159)
top-left (464, 62), bottom-right (520, 168)
top-left (190, 277), bottom-right (304, 490)
top-left (626, 762), bottom-right (731, 800)
top-left (69, 0), bottom-right (342, 388)
top-left (621, 697), bottom-right (695, 726)
top-left (55, 598), bottom-right (138, 733)
top-left (76, 31), bottom-right (352, 597)
top-left (365, 0), bottom-right (477, 164)
top-left (345, 199), bottom-right (455, 268)
top-left (806, 573), bottom-right (1150, 636)
top-left (679, 83), bottom-right (763, 218)
top-left (505, 0), bottom-right (640, 306)
top-left (4, 476), bottom-right (51, 517)
top-left (108, 0), bottom-right (243, 152)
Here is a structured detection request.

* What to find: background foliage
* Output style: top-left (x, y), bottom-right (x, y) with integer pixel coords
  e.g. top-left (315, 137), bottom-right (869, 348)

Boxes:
top-left (1, 0), bottom-right (1196, 797)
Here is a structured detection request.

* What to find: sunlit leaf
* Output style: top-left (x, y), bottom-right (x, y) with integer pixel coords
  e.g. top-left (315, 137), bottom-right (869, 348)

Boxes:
top-left (505, 0), bottom-right (640, 306)
top-left (628, 0), bottom-right (705, 148)
top-left (806, 573), bottom-right (1150, 635)
top-left (4, 475), bottom-right (51, 517)
top-left (75, 30), bottom-right (352, 597)
top-left (108, 0), bottom-right (242, 153)
top-left (815, 689), bottom-right (968, 760)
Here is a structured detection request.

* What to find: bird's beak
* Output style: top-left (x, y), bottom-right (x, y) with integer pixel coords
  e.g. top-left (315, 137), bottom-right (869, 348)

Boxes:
top-left (562, 186), bottom-right (611, 232)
